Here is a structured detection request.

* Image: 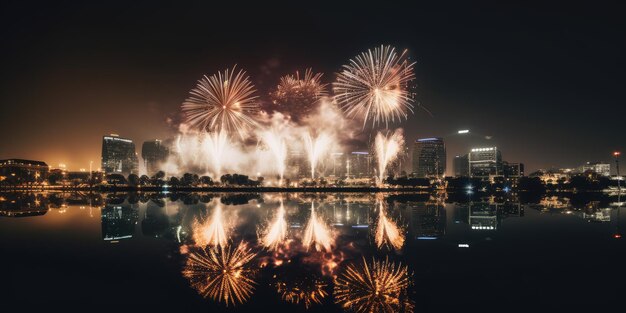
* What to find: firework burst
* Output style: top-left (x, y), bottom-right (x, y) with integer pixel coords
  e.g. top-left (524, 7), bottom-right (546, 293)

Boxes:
top-left (270, 68), bottom-right (328, 120)
top-left (334, 45), bottom-right (416, 128)
top-left (182, 66), bottom-right (260, 138)
top-left (183, 243), bottom-right (257, 306)
top-left (275, 277), bottom-right (329, 309)
top-left (334, 257), bottom-right (414, 313)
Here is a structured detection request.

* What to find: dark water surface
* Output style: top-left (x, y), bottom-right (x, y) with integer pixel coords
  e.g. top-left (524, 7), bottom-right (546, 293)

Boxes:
top-left (1, 192), bottom-right (624, 312)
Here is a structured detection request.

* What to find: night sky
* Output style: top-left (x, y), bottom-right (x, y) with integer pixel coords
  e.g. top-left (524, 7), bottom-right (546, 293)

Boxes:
top-left (1, 1), bottom-right (624, 174)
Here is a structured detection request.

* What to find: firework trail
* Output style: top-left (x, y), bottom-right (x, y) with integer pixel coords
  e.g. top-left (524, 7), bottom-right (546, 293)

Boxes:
top-left (182, 66), bottom-right (260, 139)
top-left (374, 129), bottom-right (404, 185)
top-left (183, 243), bottom-right (257, 306)
top-left (259, 128), bottom-right (288, 184)
top-left (302, 132), bottom-right (332, 179)
top-left (302, 202), bottom-right (334, 252)
top-left (334, 45), bottom-right (416, 128)
top-left (202, 130), bottom-right (229, 178)
top-left (193, 204), bottom-right (229, 249)
top-left (270, 68), bottom-right (328, 120)
top-left (334, 257), bottom-right (414, 313)
top-left (374, 202), bottom-right (405, 251)
top-left (259, 200), bottom-right (288, 251)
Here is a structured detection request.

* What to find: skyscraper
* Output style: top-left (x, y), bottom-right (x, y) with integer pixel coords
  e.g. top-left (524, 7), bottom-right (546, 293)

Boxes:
top-left (347, 151), bottom-right (373, 178)
top-left (412, 137), bottom-right (446, 177)
top-left (453, 154), bottom-right (469, 177)
top-left (101, 134), bottom-right (138, 176)
top-left (141, 139), bottom-right (169, 177)
top-left (469, 147), bottom-right (502, 178)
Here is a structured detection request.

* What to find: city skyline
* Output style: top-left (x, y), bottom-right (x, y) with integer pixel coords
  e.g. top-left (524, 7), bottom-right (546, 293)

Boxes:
top-left (1, 2), bottom-right (624, 174)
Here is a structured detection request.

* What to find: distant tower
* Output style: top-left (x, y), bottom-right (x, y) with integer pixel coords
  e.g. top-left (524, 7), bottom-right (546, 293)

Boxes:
top-left (101, 134), bottom-right (138, 176)
top-left (141, 139), bottom-right (169, 177)
top-left (412, 138), bottom-right (446, 177)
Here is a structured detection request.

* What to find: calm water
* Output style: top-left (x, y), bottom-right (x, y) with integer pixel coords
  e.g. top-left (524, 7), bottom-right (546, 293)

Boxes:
top-left (1, 191), bottom-right (624, 312)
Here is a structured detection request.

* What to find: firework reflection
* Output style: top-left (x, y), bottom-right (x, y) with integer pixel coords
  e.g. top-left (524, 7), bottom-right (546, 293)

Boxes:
top-left (183, 243), bottom-right (257, 307)
top-left (334, 257), bottom-right (414, 313)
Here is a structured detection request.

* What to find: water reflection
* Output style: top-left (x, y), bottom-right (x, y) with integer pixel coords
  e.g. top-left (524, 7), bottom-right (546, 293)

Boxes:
top-left (1, 191), bottom-right (624, 311)
top-left (183, 243), bottom-right (257, 307)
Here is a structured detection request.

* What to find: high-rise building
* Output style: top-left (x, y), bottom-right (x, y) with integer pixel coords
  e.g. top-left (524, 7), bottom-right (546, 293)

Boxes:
top-left (347, 152), bottom-right (373, 178)
top-left (329, 152), bottom-right (346, 178)
top-left (101, 134), bottom-right (138, 176)
top-left (453, 154), bottom-right (469, 177)
top-left (502, 162), bottom-right (524, 178)
top-left (580, 162), bottom-right (610, 176)
top-left (412, 137), bottom-right (446, 177)
top-left (141, 139), bottom-right (169, 177)
top-left (469, 147), bottom-right (502, 178)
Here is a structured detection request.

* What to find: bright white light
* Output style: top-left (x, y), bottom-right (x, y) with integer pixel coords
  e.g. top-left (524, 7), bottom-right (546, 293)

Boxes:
top-left (458, 244), bottom-right (470, 248)
top-left (458, 129), bottom-right (469, 134)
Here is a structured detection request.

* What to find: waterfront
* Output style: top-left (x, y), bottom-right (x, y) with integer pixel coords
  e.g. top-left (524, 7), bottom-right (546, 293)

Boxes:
top-left (0, 191), bottom-right (624, 312)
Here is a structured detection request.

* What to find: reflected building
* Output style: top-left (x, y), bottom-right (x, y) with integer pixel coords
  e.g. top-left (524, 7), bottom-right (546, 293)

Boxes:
top-left (101, 203), bottom-right (139, 241)
top-left (0, 193), bottom-right (48, 217)
top-left (408, 201), bottom-right (446, 239)
top-left (141, 139), bottom-right (169, 177)
top-left (468, 202), bottom-right (498, 230)
top-left (412, 137), bottom-right (446, 178)
top-left (141, 200), bottom-right (176, 238)
top-left (101, 134), bottom-right (139, 176)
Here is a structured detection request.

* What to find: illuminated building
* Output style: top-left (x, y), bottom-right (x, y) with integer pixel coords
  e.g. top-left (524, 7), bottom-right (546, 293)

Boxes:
top-left (0, 159), bottom-right (49, 185)
top-left (347, 151), bottom-right (373, 178)
top-left (141, 139), bottom-right (169, 177)
top-left (453, 154), bottom-right (469, 177)
top-left (502, 162), bottom-right (524, 178)
top-left (580, 162), bottom-right (611, 176)
top-left (469, 147), bottom-right (502, 178)
top-left (101, 134), bottom-right (139, 175)
top-left (412, 137), bottom-right (446, 177)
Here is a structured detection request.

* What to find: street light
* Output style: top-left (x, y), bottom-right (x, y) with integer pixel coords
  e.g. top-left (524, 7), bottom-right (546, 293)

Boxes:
top-left (614, 152), bottom-right (621, 191)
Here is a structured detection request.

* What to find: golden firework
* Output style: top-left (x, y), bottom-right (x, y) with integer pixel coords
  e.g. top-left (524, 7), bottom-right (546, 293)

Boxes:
top-left (270, 68), bottom-right (328, 119)
top-left (182, 66), bottom-right (260, 139)
top-left (192, 205), bottom-right (229, 249)
top-left (182, 243), bottom-right (257, 307)
top-left (259, 201), bottom-right (288, 251)
top-left (334, 257), bottom-right (414, 313)
top-left (374, 202), bottom-right (405, 251)
top-left (334, 45), bottom-right (415, 128)
top-left (275, 277), bottom-right (328, 309)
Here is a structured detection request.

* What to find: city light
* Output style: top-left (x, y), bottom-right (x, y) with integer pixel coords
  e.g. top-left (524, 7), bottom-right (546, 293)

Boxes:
top-left (458, 129), bottom-right (469, 134)
top-left (615, 151), bottom-right (621, 157)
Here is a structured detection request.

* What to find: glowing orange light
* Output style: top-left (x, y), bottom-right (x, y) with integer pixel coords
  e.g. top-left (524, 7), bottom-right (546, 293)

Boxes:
top-left (614, 151), bottom-right (621, 157)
